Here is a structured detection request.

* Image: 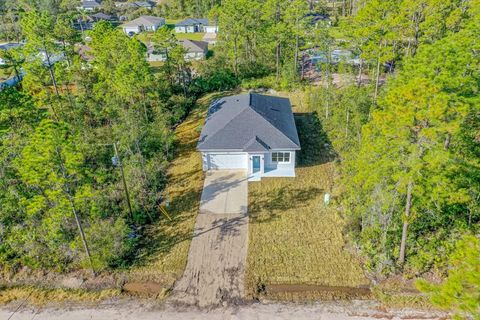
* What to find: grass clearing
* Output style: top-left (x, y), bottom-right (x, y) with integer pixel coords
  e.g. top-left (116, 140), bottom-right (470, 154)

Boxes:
top-left (136, 30), bottom-right (206, 45)
top-left (174, 32), bottom-right (206, 41)
top-left (246, 92), bottom-right (370, 300)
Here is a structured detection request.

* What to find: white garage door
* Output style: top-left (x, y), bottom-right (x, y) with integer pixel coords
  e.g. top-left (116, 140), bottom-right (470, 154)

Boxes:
top-left (207, 153), bottom-right (247, 170)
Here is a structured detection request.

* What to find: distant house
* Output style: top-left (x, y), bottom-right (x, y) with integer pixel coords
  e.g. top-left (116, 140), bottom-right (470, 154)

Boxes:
top-left (305, 13), bottom-right (331, 27)
top-left (306, 48), bottom-right (361, 66)
top-left (197, 93), bottom-right (301, 181)
top-left (78, 0), bottom-right (101, 11)
top-left (122, 16), bottom-right (165, 35)
top-left (147, 39), bottom-right (208, 62)
top-left (90, 12), bottom-right (114, 21)
top-left (180, 39), bottom-right (208, 60)
top-left (175, 18), bottom-right (217, 33)
top-left (115, 1), bottom-right (156, 10)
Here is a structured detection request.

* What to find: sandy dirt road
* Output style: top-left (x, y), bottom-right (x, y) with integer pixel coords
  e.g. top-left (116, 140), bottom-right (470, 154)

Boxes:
top-left (1, 300), bottom-right (447, 320)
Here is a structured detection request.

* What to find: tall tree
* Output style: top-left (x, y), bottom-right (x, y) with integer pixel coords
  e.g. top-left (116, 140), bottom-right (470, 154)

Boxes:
top-left (341, 11), bottom-right (480, 273)
top-left (417, 235), bottom-right (480, 320)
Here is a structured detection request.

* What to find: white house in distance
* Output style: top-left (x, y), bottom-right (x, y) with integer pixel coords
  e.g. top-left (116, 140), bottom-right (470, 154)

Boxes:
top-left (147, 39), bottom-right (208, 62)
top-left (174, 18), bottom-right (218, 33)
top-left (78, 0), bottom-right (101, 11)
top-left (115, 1), bottom-right (156, 10)
top-left (122, 16), bottom-right (165, 35)
top-left (197, 93), bottom-right (301, 181)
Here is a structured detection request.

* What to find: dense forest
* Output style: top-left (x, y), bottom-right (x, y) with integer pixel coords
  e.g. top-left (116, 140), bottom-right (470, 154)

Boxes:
top-left (211, 0), bottom-right (479, 280)
top-left (0, 3), bottom-right (224, 273)
top-left (0, 0), bottom-right (479, 314)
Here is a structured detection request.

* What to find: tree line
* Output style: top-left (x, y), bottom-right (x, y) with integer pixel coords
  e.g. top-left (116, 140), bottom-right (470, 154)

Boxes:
top-left (209, 0), bottom-right (478, 303)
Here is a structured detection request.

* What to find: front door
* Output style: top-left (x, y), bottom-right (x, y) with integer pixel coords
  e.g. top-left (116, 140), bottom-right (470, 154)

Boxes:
top-left (252, 156), bottom-right (261, 173)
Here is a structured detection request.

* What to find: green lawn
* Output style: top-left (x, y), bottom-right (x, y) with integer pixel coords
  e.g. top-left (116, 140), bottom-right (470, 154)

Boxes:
top-left (246, 92), bottom-right (370, 300)
top-left (166, 19), bottom-right (182, 27)
top-left (174, 32), bottom-right (206, 41)
top-left (135, 30), bottom-right (206, 44)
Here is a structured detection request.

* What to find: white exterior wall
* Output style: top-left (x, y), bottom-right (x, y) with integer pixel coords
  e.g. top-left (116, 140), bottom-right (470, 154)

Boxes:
top-left (175, 25), bottom-right (198, 33)
top-left (202, 151), bottom-right (296, 179)
top-left (185, 51), bottom-right (205, 61)
top-left (202, 152), bottom-right (248, 170)
top-left (264, 151), bottom-right (296, 176)
top-left (123, 26), bottom-right (141, 35)
top-left (175, 26), bottom-right (186, 33)
top-left (147, 53), bottom-right (166, 62)
top-left (204, 26), bottom-right (218, 33)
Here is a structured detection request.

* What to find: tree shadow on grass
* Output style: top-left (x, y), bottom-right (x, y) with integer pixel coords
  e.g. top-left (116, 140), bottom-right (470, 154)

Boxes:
top-left (249, 186), bottom-right (323, 224)
top-left (120, 185), bottom-right (202, 270)
top-left (294, 112), bottom-right (337, 167)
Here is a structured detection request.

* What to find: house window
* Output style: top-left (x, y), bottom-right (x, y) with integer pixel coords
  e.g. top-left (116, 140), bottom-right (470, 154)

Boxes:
top-left (272, 152), bottom-right (290, 163)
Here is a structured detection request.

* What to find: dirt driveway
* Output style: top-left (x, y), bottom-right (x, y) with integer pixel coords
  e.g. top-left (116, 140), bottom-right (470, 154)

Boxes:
top-left (171, 170), bottom-right (249, 307)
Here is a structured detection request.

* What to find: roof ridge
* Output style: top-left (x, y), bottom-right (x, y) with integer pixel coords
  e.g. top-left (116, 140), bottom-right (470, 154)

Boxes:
top-left (242, 135), bottom-right (270, 151)
top-left (247, 96), bottom-right (300, 148)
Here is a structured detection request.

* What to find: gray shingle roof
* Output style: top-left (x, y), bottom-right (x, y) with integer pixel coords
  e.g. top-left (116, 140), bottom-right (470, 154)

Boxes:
top-left (197, 93), bottom-right (301, 152)
top-left (176, 18), bottom-right (209, 27)
top-left (91, 12), bottom-right (113, 20)
top-left (82, 0), bottom-right (100, 8)
top-left (179, 39), bottom-right (208, 53)
top-left (122, 16), bottom-right (165, 28)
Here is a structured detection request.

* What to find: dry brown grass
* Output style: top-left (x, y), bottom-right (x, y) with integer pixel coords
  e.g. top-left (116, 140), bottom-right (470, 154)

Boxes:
top-left (0, 286), bottom-right (120, 306)
top-left (246, 90), bottom-right (370, 300)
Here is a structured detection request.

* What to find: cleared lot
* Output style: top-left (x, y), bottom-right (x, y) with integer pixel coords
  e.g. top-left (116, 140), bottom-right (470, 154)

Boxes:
top-left (246, 112), bottom-right (370, 300)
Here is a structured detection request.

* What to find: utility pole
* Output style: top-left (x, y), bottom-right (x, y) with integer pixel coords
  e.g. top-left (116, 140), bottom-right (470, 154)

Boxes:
top-left (113, 142), bottom-right (134, 222)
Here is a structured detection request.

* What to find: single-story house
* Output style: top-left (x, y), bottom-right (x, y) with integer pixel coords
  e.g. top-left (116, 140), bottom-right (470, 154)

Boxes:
top-left (197, 93), bottom-right (301, 181)
top-left (180, 39), bottom-right (208, 60)
top-left (306, 48), bottom-right (362, 66)
top-left (147, 39), bottom-right (208, 62)
top-left (78, 0), bottom-right (101, 11)
top-left (115, 1), bottom-right (156, 9)
top-left (122, 16), bottom-right (165, 35)
top-left (305, 13), bottom-right (332, 27)
top-left (90, 12), bottom-right (114, 21)
top-left (174, 18), bottom-right (217, 33)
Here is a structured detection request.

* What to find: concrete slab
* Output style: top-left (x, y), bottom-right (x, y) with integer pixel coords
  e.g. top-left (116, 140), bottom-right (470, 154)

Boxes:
top-left (199, 170), bottom-right (248, 214)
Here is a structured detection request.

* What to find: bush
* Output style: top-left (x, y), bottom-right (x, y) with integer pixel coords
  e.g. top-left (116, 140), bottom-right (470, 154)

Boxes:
top-left (191, 68), bottom-right (239, 94)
